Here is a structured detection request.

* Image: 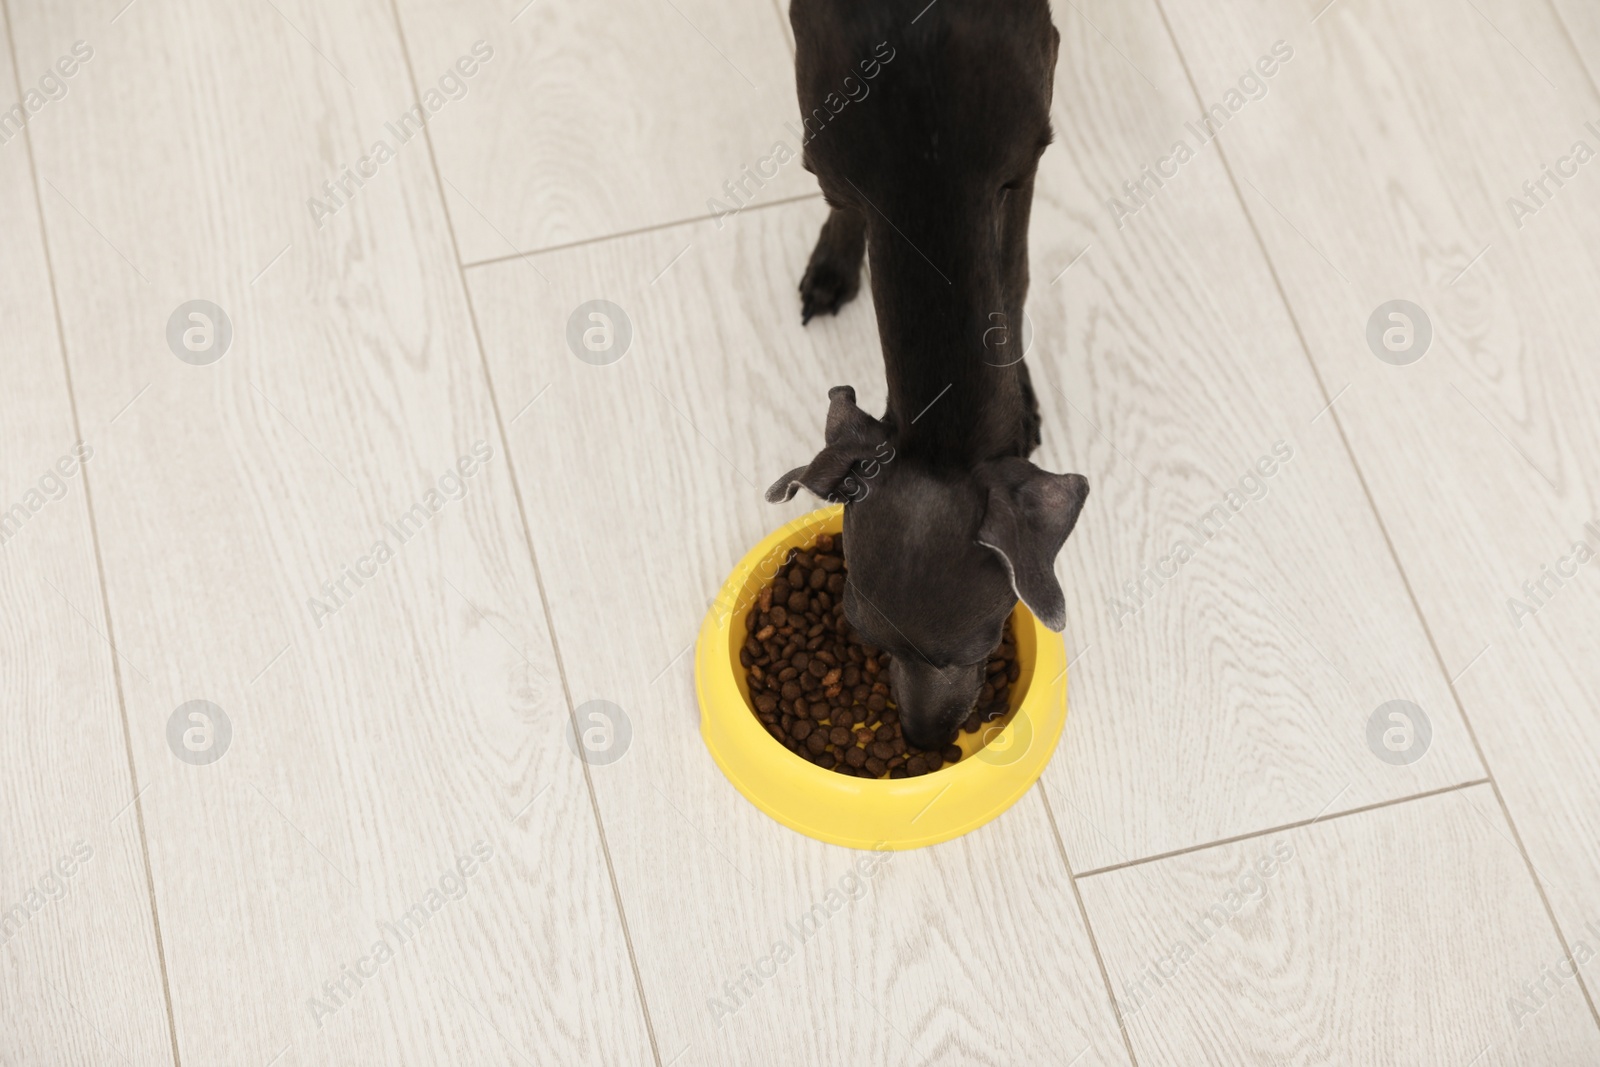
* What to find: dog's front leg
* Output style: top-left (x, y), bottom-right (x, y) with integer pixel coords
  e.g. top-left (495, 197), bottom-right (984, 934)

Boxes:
top-left (799, 205), bottom-right (866, 323)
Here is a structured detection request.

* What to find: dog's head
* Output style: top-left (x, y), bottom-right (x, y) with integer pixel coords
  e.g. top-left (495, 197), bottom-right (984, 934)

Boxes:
top-left (767, 387), bottom-right (1088, 749)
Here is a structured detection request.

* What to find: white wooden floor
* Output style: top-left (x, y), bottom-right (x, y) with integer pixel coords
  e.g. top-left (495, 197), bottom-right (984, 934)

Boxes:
top-left (3, 0), bottom-right (1599, 1063)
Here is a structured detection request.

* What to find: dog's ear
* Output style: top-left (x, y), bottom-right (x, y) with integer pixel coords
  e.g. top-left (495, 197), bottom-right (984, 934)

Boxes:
top-left (975, 458), bottom-right (1089, 632)
top-left (766, 385), bottom-right (888, 504)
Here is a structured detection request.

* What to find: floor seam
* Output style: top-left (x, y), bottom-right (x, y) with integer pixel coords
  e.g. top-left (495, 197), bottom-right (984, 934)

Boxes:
top-left (1073, 777), bottom-right (1489, 880)
top-left (460, 191), bottom-right (823, 272)
top-left (385, 4), bottom-right (664, 1064)
top-left (1150, 0), bottom-right (1600, 1033)
top-left (1037, 781), bottom-right (1143, 1067)
top-left (2, 2), bottom-right (184, 1064)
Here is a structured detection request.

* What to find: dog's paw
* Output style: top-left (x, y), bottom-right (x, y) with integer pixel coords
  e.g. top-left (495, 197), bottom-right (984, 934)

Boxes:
top-left (799, 259), bottom-right (861, 324)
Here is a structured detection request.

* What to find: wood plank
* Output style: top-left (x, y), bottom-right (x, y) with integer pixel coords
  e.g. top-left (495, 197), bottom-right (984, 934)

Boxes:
top-left (1552, 1), bottom-right (1600, 89)
top-left (466, 200), bottom-right (1132, 1066)
top-left (393, 0), bottom-right (809, 262)
top-left (1021, 0), bottom-right (1484, 872)
top-left (7, 1), bottom-right (652, 1063)
top-left (1158, 0), bottom-right (1600, 999)
top-left (0, 15), bottom-right (176, 1063)
top-left (1080, 785), bottom-right (1600, 1065)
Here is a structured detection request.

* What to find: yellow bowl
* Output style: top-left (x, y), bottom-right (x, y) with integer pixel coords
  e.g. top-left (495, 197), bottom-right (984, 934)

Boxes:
top-left (696, 504), bottom-right (1068, 850)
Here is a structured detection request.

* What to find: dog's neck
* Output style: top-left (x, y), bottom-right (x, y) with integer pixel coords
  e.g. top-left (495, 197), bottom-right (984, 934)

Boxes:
top-left (882, 355), bottom-right (1028, 465)
top-left (865, 230), bottom-right (1031, 466)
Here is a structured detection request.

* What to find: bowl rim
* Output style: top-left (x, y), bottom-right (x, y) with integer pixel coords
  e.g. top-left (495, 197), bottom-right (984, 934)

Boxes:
top-left (696, 504), bottom-right (1068, 850)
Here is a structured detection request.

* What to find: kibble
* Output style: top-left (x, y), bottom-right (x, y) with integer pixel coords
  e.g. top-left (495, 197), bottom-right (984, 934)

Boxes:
top-left (741, 531), bottom-right (1020, 779)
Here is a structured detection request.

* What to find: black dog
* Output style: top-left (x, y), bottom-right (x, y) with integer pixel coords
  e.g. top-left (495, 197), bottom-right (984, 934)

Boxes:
top-left (768, 0), bottom-right (1089, 751)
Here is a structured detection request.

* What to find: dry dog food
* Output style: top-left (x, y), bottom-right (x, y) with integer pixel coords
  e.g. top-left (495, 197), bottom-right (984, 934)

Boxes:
top-left (740, 532), bottom-right (1020, 778)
